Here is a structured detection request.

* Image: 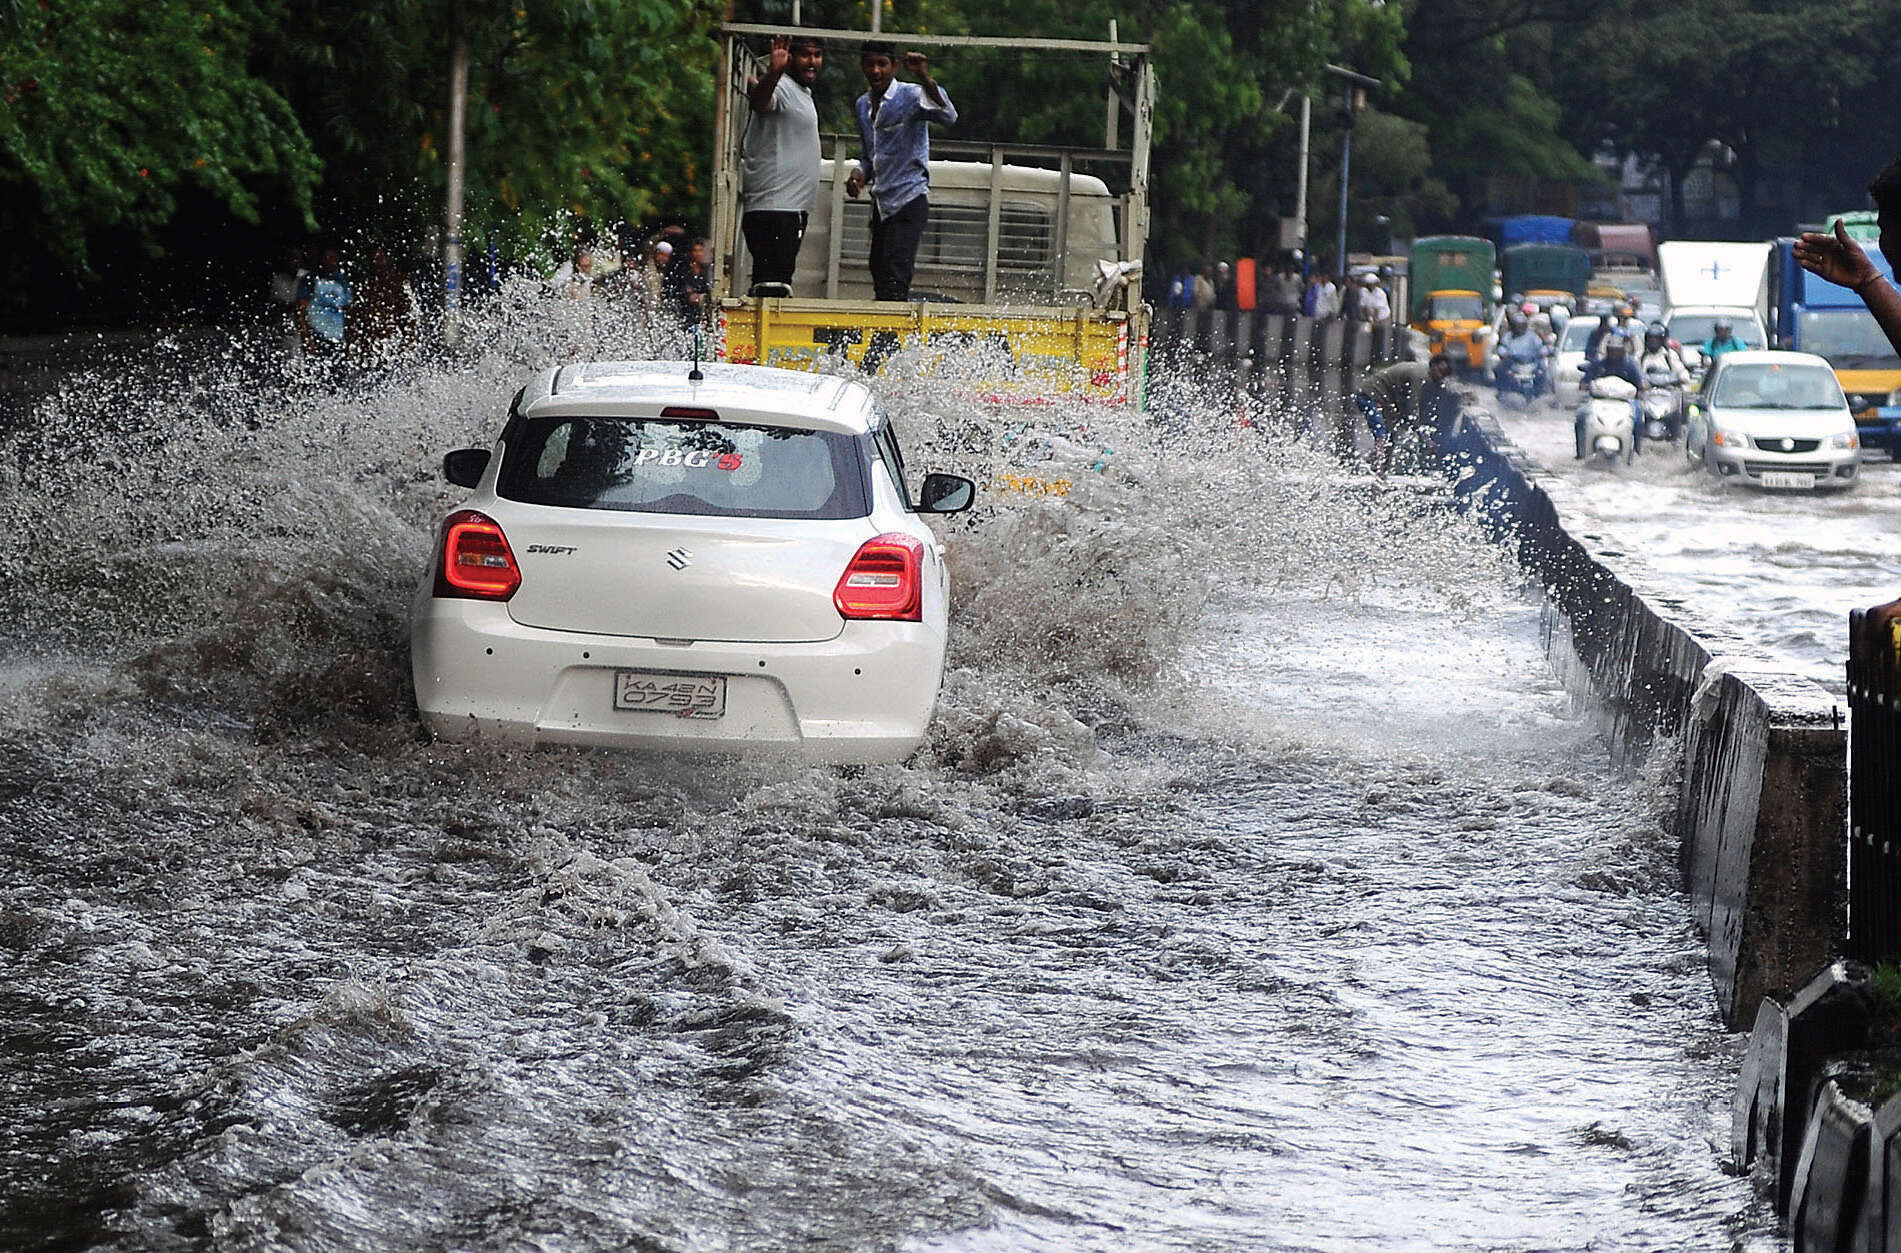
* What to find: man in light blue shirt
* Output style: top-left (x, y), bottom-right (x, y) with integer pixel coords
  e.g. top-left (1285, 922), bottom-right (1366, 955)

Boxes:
top-left (846, 42), bottom-right (956, 301)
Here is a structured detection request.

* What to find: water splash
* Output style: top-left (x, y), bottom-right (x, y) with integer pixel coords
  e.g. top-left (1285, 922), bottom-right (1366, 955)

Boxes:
top-left (0, 297), bottom-right (1773, 1250)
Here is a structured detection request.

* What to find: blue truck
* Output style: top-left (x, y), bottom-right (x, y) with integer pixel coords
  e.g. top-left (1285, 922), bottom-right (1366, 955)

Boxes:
top-left (1487, 215), bottom-right (1577, 249)
top-left (1771, 234), bottom-right (1901, 453)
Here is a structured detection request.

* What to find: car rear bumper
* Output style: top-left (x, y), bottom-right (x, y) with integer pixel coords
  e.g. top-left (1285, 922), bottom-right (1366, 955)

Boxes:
top-left (411, 596), bottom-right (946, 762)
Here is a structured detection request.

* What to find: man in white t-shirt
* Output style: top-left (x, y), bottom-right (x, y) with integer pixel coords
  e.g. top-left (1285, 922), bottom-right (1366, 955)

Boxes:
top-left (742, 34), bottom-right (824, 292)
top-left (1354, 272), bottom-right (1390, 323)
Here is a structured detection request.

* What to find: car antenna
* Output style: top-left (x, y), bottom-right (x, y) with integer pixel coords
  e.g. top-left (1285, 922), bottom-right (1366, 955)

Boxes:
top-left (689, 328), bottom-right (704, 382)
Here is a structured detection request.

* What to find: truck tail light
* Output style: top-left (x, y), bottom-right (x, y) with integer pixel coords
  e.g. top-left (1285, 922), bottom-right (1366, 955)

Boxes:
top-left (434, 509), bottom-right (521, 600)
top-left (833, 533), bottom-right (923, 621)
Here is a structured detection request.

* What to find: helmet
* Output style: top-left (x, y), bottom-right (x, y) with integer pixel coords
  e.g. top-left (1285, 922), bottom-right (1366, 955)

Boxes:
top-left (1644, 322), bottom-right (1665, 343)
top-left (1508, 310), bottom-right (1528, 331)
top-left (1360, 272), bottom-right (1380, 286)
top-left (1614, 302), bottom-right (1633, 318)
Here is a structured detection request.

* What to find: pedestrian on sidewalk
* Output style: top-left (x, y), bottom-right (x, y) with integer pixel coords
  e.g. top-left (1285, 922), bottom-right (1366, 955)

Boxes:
top-left (663, 238), bottom-right (713, 330)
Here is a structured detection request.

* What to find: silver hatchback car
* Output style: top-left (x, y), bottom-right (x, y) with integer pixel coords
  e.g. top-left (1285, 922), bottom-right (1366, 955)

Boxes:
top-left (1683, 350), bottom-right (1861, 490)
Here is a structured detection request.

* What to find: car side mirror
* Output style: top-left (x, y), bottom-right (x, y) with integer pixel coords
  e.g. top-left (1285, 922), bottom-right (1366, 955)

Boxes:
top-left (443, 448), bottom-right (490, 488)
top-left (917, 472), bottom-right (975, 514)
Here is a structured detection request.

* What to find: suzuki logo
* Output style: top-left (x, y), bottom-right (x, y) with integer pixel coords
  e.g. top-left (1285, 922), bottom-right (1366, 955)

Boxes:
top-left (1780, 438), bottom-right (1795, 451)
top-left (1702, 261), bottom-right (1729, 281)
top-left (665, 547), bottom-right (693, 570)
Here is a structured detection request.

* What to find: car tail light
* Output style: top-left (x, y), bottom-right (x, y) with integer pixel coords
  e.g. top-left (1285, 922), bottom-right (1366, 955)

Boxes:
top-left (434, 509), bottom-right (521, 600)
top-left (833, 533), bottom-right (923, 621)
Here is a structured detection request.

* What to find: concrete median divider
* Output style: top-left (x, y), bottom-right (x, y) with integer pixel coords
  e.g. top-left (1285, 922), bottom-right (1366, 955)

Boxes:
top-left (1453, 409), bottom-right (1846, 1030)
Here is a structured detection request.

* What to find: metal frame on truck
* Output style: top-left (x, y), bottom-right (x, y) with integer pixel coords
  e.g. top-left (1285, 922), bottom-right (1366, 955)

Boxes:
top-left (709, 23), bottom-right (1155, 405)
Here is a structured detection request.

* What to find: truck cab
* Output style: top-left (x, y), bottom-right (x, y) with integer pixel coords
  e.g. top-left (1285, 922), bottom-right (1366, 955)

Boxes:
top-left (709, 23), bottom-right (1155, 405)
top-left (1408, 236), bottom-right (1497, 373)
top-left (1500, 242), bottom-right (1589, 313)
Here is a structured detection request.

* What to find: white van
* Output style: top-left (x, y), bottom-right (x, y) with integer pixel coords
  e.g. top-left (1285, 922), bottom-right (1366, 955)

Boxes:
top-left (738, 160), bottom-right (1122, 307)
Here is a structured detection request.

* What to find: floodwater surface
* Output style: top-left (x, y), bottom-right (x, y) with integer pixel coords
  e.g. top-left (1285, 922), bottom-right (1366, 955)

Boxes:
top-left (0, 308), bottom-right (1776, 1249)
top-left (1494, 395), bottom-right (1901, 692)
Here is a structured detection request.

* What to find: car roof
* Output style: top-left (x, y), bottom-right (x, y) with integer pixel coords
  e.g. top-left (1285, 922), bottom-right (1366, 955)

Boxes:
top-left (519, 361), bottom-right (877, 434)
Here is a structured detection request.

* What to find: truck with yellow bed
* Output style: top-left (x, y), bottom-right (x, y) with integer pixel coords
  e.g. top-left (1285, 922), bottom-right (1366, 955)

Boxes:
top-left (708, 23), bottom-right (1155, 406)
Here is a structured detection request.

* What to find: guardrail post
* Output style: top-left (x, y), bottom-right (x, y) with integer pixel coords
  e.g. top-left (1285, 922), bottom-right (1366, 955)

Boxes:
top-left (1343, 321), bottom-right (1374, 394)
top-left (1251, 314), bottom-right (1282, 409)
top-left (1286, 316), bottom-right (1314, 435)
top-left (1848, 609), bottom-right (1901, 963)
top-left (1210, 311), bottom-right (1233, 392)
top-left (1317, 319), bottom-right (1349, 459)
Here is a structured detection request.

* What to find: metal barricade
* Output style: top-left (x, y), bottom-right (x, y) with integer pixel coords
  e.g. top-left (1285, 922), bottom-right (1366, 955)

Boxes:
top-left (1847, 605), bottom-right (1901, 962)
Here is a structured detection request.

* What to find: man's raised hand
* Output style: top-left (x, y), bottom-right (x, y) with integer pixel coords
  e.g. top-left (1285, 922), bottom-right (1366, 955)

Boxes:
top-left (1795, 220), bottom-right (1881, 291)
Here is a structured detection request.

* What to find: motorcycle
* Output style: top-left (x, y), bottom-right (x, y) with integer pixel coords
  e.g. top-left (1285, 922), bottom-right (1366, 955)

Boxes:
top-left (1493, 350), bottom-right (1546, 407)
top-left (1642, 366), bottom-right (1684, 443)
top-left (1578, 375), bottom-right (1638, 466)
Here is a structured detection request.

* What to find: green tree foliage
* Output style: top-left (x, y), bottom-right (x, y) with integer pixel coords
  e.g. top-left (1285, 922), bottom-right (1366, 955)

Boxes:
top-left (0, 0), bottom-right (322, 263)
top-left (1382, 0), bottom-right (1596, 231)
top-left (758, 0), bottom-right (1404, 264)
top-left (1306, 107), bottom-right (1455, 256)
top-left (21, 0), bottom-right (1893, 329)
top-left (1553, 0), bottom-right (1891, 234)
top-left (260, 0), bottom-right (719, 262)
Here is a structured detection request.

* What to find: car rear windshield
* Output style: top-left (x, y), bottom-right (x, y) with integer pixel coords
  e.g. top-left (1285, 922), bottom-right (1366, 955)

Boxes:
top-left (499, 416), bottom-right (869, 519)
top-left (1711, 363), bottom-right (1845, 410)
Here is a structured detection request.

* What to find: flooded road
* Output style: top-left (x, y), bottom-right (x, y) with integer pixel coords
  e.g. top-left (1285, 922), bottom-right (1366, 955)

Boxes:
top-left (1, 318), bottom-right (1776, 1249)
top-left (1492, 394), bottom-right (1901, 693)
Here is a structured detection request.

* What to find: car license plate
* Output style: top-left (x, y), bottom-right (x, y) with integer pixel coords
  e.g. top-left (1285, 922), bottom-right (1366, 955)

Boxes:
top-left (1759, 471), bottom-right (1816, 490)
top-left (613, 671), bottom-right (726, 719)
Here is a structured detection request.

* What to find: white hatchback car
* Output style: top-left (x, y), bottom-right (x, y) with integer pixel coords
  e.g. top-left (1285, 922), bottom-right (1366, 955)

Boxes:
top-left (1553, 316), bottom-right (1596, 406)
top-left (1682, 350), bottom-right (1861, 490)
top-left (411, 361), bottom-right (975, 762)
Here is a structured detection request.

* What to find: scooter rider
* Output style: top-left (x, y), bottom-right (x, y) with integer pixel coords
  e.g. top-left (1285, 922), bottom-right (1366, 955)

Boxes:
top-left (1496, 309), bottom-right (1548, 396)
top-left (1584, 308), bottom-right (1617, 361)
top-left (1704, 316), bottom-right (1750, 360)
top-left (1638, 322), bottom-right (1691, 439)
top-left (1575, 331), bottom-right (1647, 459)
top-left (1585, 302), bottom-right (1639, 360)
top-left (1638, 323), bottom-right (1692, 387)
top-left (1523, 300), bottom-right (1555, 345)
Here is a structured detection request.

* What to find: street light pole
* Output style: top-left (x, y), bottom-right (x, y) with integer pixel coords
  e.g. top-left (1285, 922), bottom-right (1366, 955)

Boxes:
top-left (1323, 64), bottom-right (1378, 282)
top-left (1334, 78), bottom-right (1353, 282)
top-left (1294, 93), bottom-right (1311, 277)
